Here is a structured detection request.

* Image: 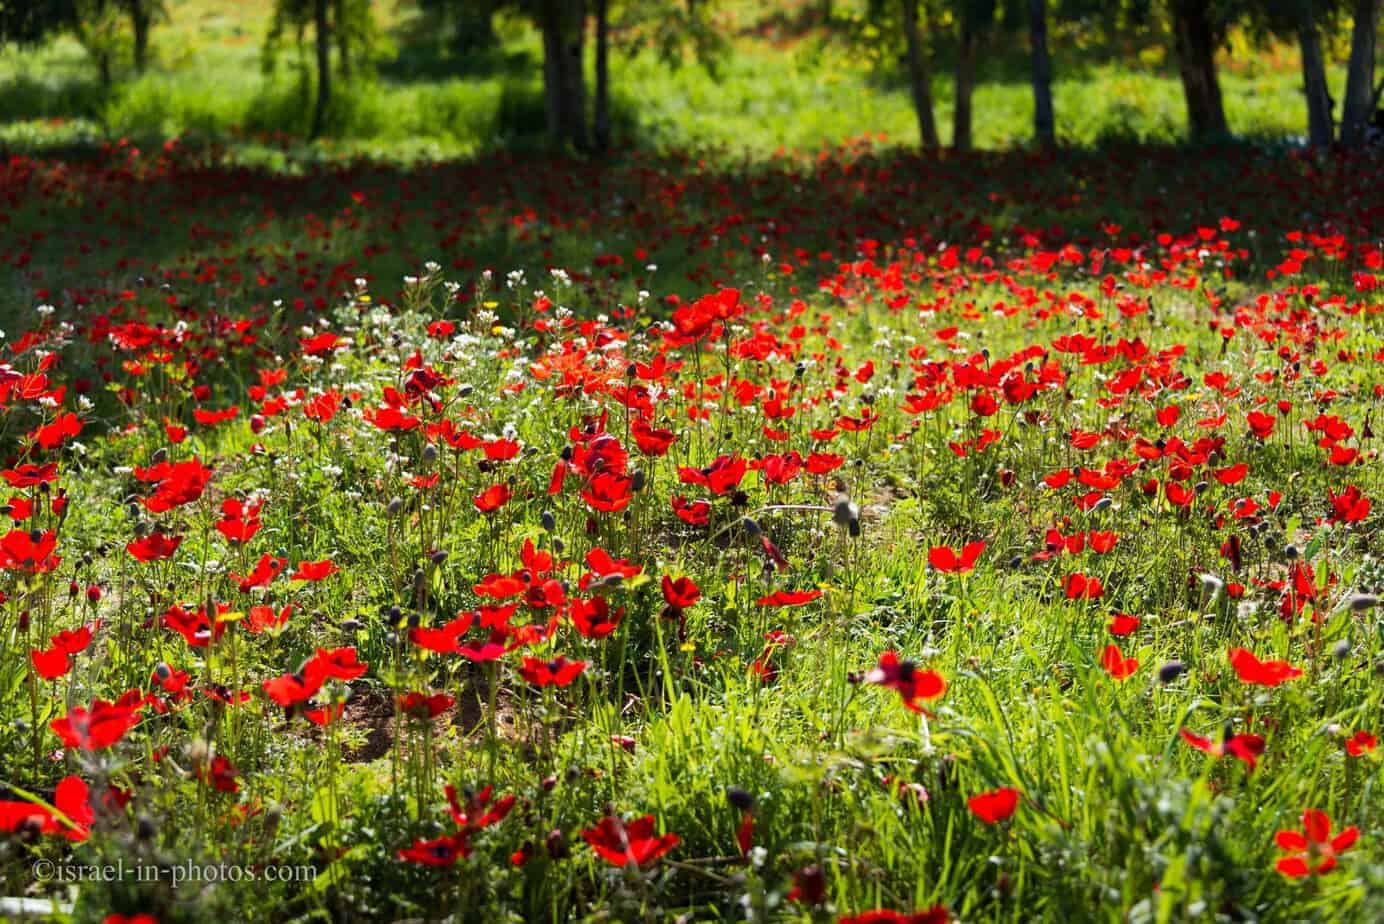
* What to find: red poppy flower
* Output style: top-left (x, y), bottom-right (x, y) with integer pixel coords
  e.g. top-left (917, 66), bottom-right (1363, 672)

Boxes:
top-left (410, 612), bottom-right (475, 654)
top-left (246, 604), bottom-right (294, 634)
top-left (3, 463), bottom-right (59, 488)
top-left (679, 455), bottom-right (747, 495)
top-left (839, 909), bottom-right (949, 924)
top-left (1065, 572), bottom-right (1103, 600)
top-left (305, 646), bottom-right (368, 684)
top-left (1274, 809), bottom-right (1359, 877)
top-left (31, 646), bottom-right (72, 680)
top-left (865, 652), bottom-right (946, 713)
top-left (580, 547), bottom-right (642, 588)
top-left (474, 483), bottom-right (512, 513)
top-left (136, 458), bottom-right (213, 513)
top-left (570, 597), bottom-right (624, 638)
top-left (631, 419), bottom-right (676, 456)
top-left (0, 775), bottom-right (93, 841)
top-left (304, 704), bottom-right (345, 727)
top-left (31, 411), bottom-right (83, 450)
top-left (928, 541), bottom-right (985, 574)
top-left (1327, 485), bottom-right (1370, 524)
top-left (518, 655), bottom-right (586, 687)
top-left (581, 471), bottom-right (635, 513)
top-left (1228, 647), bottom-right (1302, 686)
top-left (232, 553), bottom-right (287, 592)
top-left (263, 672), bottom-right (321, 708)
top-left (671, 495), bottom-right (711, 525)
top-left (399, 691), bottom-right (455, 720)
top-left (1099, 643), bottom-right (1138, 680)
top-left (444, 784), bottom-right (516, 830)
top-left (196, 754), bottom-right (241, 793)
top-left (2, 528), bottom-right (60, 572)
top-left (1345, 731), bottom-right (1376, 757)
top-left (581, 813), bottom-right (680, 867)
top-left (127, 533), bottom-right (182, 562)
top-left (756, 589), bottom-right (823, 607)
top-left (51, 696), bottom-right (143, 750)
top-left (967, 787), bottom-right (1020, 824)
top-left (661, 575), bottom-right (702, 609)
top-left (1179, 728), bottom-right (1266, 771)
top-left (291, 558), bottom-right (339, 581)
top-left (215, 497), bottom-right (263, 544)
top-left (1108, 613), bottom-right (1140, 636)
top-left (398, 834), bottom-right (469, 866)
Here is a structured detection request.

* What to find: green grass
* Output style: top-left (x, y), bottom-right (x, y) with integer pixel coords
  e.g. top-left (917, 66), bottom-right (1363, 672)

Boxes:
top-left (0, 5), bottom-right (1382, 923)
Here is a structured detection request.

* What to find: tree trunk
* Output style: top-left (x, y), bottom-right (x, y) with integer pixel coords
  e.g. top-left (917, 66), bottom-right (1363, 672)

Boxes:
top-left (311, 0), bottom-right (331, 138)
top-left (334, 0), bottom-right (351, 80)
top-left (131, 4), bottom-right (151, 74)
top-left (540, 0), bottom-right (589, 150)
top-left (1171, 0), bottom-right (1228, 140)
top-left (1297, 0), bottom-right (1333, 146)
top-left (1340, 0), bottom-right (1378, 146)
top-left (900, 0), bottom-right (939, 150)
top-left (1028, 0), bottom-right (1055, 148)
top-left (594, 0), bottom-right (610, 152)
top-left (97, 50), bottom-right (112, 88)
top-left (952, 18), bottom-right (978, 151)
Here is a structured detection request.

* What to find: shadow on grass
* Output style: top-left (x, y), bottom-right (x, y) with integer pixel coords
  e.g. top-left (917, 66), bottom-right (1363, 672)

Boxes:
top-left (0, 134), bottom-right (1372, 335)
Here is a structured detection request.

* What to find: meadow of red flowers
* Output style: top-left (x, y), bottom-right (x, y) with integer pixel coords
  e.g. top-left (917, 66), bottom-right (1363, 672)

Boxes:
top-left (0, 137), bottom-right (1381, 922)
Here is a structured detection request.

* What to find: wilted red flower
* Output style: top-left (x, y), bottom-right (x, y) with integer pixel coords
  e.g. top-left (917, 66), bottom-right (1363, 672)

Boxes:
top-left (581, 813), bottom-right (679, 867)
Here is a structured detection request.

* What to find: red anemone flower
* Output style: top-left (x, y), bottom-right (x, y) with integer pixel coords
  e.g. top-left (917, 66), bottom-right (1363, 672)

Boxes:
top-left (967, 787), bottom-right (1020, 824)
top-left (928, 541), bottom-right (985, 574)
top-left (0, 775), bottom-right (93, 841)
top-left (518, 655), bottom-right (586, 687)
top-left (1099, 643), bottom-right (1139, 680)
top-left (581, 813), bottom-right (679, 867)
top-left (1228, 647), bottom-right (1302, 686)
top-left (127, 533), bottom-right (182, 562)
top-left (1274, 809), bottom-right (1359, 877)
top-left (474, 483), bottom-right (512, 513)
top-left (1179, 727), bottom-right (1266, 771)
top-left (864, 652), bottom-right (946, 713)
top-left (51, 696), bottom-right (143, 750)
top-left (838, 909), bottom-right (949, 924)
